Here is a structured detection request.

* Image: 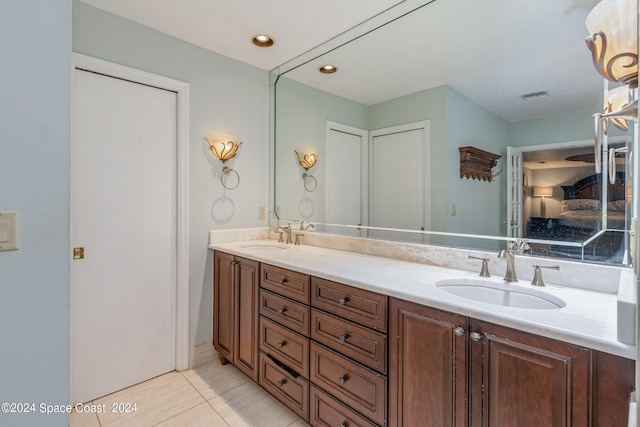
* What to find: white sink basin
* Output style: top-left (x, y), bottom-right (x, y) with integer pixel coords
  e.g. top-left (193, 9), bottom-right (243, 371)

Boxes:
top-left (240, 242), bottom-right (290, 250)
top-left (436, 279), bottom-right (566, 310)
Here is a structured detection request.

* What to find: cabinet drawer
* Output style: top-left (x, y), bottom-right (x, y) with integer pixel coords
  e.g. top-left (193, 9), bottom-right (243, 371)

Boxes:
top-left (310, 342), bottom-right (386, 425)
top-left (260, 289), bottom-right (310, 335)
top-left (259, 352), bottom-right (309, 420)
top-left (261, 264), bottom-right (310, 304)
top-left (260, 316), bottom-right (309, 378)
top-left (311, 277), bottom-right (387, 332)
top-left (310, 385), bottom-right (378, 427)
top-left (311, 309), bottom-right (387, 374)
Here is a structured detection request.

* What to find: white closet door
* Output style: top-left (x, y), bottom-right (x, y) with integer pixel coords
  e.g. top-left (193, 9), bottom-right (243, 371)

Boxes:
top-left (71, 69), bottom-right (177, 404)
top-left (370, 122), bottom-right (430, 242)
top-left (326, 122), bottom-right (368, 236)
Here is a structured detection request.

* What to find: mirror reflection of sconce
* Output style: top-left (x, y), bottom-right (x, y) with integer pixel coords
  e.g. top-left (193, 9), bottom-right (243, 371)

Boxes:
top-left (585, 0), bottom-right (638, 174)
top-left (533, 186), bottom-right (553, 218)
top-left (295, 149), bottom-right (318, 192)
top-left (206, 134), bottom-right (242, 190)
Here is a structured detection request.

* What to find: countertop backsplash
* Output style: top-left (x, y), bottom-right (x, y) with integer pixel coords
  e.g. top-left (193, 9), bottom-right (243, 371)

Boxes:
top-left (209, 227), bottom-right (625, 295)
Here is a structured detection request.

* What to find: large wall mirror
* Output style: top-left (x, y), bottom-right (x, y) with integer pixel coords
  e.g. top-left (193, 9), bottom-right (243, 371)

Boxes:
top-left (271, 0), bottom-right (636, 266)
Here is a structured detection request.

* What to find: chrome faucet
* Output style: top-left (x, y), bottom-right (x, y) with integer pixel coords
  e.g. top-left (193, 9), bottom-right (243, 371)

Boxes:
top-left (498, 240), bottom-right (529, 282)
top-left (273, 224), bottom-right (292, 244)
top-left (498, 244), bottom-right (518, 282)
top-left (299, 221), bottom-right (315, 231)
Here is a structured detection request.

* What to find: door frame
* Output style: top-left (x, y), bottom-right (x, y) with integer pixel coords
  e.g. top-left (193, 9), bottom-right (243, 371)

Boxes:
top-left (71, 53), bottom-right (190, 371)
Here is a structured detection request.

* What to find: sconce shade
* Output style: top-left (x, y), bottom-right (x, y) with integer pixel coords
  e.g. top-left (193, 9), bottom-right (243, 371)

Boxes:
top-left (206, 135), bottom-right (242, 163)
top-left (605, 85), bottom-right (631, 131)
top-left (295, 150), bottom-right (318, 170)
top-left (585, 0), bottom-right (638, 88)
top-left (533, 186), bottom-right (553, 197)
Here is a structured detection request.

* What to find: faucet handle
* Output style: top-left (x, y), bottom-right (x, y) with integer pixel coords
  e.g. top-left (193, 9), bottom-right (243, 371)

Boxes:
top-left (468, 255), bottom-right (491, 277)
top-left (531, 264), bottom-right (559, 287)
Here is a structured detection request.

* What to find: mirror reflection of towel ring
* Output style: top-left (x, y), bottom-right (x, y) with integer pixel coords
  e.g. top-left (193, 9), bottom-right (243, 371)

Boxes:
top-left (221, 166), bottom-right (240, 190)
top-left (302, 172), bottom-right (317, 192)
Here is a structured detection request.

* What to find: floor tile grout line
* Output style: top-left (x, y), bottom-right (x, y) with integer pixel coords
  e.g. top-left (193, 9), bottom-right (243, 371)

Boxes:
top-left (178, 365), bottom-right (246, 426)
top-left (205, 399), bottom-right (232, 427)
top-left (144, 372), bottom-right (208, 426)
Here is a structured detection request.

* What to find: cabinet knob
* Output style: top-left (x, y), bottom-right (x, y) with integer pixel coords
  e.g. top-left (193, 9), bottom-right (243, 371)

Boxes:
top-left (277, 341), bottom-right (285, 348)
top-left (338, 424), bottom-right (346, 427)
top-left (454, 327), bottom-right (465, 337)
top-left (339, 334), bottom-right (348, 342)
top-left (277, 380), bottom-right (285, 387)
top-left (229, 260), bottom-right (239, 265)
top-left (470, 332), bottom-right (484, 341)
top-left (338, 297), bottom-right (348, 305)
top-left (278, 277), bottom-right (287, 284)
top-left (338, 376), bottom-right (347, 384)
top-left (277, 308), bottom-right (286, 314)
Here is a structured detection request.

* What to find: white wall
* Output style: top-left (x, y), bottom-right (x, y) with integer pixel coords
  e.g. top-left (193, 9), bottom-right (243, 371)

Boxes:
top-left (73, 1), bottom-right (270, 346)
top-left (0, 1), bottom-right (71, 426)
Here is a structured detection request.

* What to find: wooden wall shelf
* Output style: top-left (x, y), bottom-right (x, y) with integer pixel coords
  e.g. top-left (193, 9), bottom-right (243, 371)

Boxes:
top-left (459, 146), bottom-right (502, 182)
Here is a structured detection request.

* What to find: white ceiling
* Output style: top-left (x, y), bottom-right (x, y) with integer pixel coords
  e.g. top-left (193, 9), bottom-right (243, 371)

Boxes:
top-left (79, 0), bottom-right (405, 70)
top-left (79, 0), bottom-right (605, 123)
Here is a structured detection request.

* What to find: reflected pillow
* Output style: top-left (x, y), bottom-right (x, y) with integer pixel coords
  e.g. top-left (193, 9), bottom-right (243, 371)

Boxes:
top-left (561, 199), bottom-right (601, 211)
top-left (607, 200), bottom-right (626, 213)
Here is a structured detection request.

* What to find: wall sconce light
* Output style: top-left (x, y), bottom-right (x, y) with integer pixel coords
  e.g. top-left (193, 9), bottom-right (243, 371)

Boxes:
top-left (206, 134), bottom-right (242, 190)
top-left (586, 0), bottom-right (639, 174)
top-left (295, 149), bottom-right (318, 192)
top-left (533, 187), bottom-right (553, 218)
top-left (585, 0), bottom-right (638, 88)
top-left (605, 85), bottom-right (632, 132)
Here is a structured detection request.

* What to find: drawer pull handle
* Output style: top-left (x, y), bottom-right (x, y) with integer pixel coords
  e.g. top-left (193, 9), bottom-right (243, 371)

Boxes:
top-left (277, 308), bottom-right (286, 314)
top-left (338, 376), bottom-right (347, 384)
top-left (278, 277), bottom-right (287, 284)
top-left (470, 332), bottom-right (484, 341)
top-left (338, 297), bottom-right (349, 305)
top-left (454, 327), bottom-right (465, 337)
top-left (277, 380), bottom-right (285, 387)
top-left (277, 341), bottom-right (285, 348)
top-left (339, 334), bottom-right (348, 342)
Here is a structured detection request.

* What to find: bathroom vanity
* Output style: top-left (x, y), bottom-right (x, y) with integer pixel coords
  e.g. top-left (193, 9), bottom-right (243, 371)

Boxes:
top-left (210, 236), bottom-right (635, 426)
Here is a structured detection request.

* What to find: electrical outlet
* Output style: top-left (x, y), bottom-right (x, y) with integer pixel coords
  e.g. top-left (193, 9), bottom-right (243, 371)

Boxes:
top-left (258, 205), bottom-right (266, 220)
top-left (450, 204), bottom-right (457, 216)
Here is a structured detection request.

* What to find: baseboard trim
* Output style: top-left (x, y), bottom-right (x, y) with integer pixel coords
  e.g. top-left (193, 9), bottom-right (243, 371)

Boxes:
top-left (188, 342), bottom-right (216, 369)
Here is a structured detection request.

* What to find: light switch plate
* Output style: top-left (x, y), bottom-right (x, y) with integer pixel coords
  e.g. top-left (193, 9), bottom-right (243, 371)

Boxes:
top-left (0, 211), bottom-right (18, 251)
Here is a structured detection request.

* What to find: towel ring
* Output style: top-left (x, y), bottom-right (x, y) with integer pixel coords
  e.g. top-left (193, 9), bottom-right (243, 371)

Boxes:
top-left (221, 166), bottom-right (240, 190)
top-left (303, 173), bottom-right (317, 192)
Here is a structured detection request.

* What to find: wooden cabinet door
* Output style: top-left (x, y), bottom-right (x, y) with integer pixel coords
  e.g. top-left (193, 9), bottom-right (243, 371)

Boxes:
top-left (389, 298), bottom-right (468, 427)
top-left (234, 256), bottom-right (260, 381)
top-left (470, 319), bottom-right (590, 427)
top-left (213, 251), bottom-right (235, 363)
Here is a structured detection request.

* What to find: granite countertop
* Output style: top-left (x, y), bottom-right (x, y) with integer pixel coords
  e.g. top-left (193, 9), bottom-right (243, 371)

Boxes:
top-left (209, 239), bottom-right (636, 360)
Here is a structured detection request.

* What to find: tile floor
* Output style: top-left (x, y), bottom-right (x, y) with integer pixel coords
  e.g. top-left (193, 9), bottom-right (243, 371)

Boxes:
top-left (70, 357), bottom-right (310, 426)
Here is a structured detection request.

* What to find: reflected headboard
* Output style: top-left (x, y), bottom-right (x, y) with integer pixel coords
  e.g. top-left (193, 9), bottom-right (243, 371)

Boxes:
top-left (561, 173), bottom-right (625, 201)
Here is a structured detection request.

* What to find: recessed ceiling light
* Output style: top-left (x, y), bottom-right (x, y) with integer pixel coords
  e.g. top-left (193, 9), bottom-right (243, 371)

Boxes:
top-left (251, 34), bottom-right (274, 48)
top-left (319, 65), bottom-right (338, 74)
